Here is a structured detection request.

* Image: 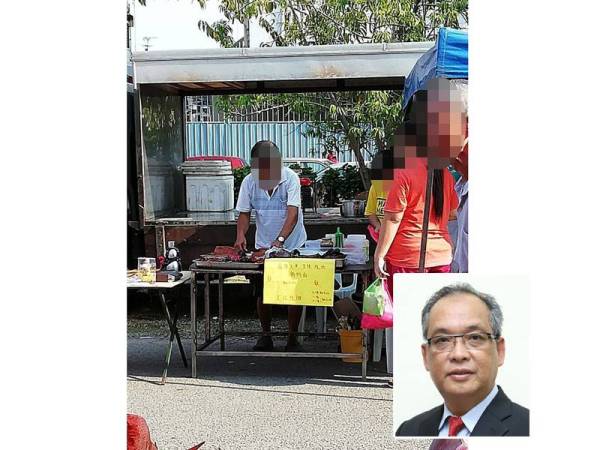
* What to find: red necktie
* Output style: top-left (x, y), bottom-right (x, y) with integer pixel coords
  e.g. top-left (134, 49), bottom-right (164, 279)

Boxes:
top-left (448, 416), bottom-right (464, 437)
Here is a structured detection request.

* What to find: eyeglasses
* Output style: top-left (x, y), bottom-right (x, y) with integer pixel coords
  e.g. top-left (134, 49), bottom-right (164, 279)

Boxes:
top-left (426, 332), bottom-right (498, 353)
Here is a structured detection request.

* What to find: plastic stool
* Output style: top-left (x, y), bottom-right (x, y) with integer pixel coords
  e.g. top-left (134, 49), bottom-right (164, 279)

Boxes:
top-left (298, 273), bottom-right (358, 343)
top-left (373, 327), bottom-right (393, 374)
top-left (385, 327), bottom-right (393, 374)
top-left (334, 273), bottom-right (358, 299)
top-left (373, 329), bottom-right (384, 362)
top-left (315, 273), bottom-right (358, 333)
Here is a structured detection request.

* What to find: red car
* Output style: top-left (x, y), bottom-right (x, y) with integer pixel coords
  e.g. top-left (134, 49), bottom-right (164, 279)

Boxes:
top-left (186, 155), bottom-right (248, 169)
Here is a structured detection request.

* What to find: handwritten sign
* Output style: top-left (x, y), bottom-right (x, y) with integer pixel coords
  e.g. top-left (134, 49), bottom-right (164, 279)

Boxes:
top-left (263, 258), bottom-right (335, 306)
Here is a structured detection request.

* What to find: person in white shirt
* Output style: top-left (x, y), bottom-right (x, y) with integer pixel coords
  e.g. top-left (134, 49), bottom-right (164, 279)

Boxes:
top-left (234, 140), bottom-right (307, 352)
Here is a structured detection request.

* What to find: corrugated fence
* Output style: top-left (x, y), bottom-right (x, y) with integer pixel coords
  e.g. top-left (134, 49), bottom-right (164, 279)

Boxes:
top-left (186, 122), bottom-right (372, 162)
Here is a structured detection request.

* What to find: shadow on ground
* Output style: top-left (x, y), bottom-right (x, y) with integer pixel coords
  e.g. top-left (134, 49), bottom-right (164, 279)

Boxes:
top-left (128, 335), bottom-right (392, 390)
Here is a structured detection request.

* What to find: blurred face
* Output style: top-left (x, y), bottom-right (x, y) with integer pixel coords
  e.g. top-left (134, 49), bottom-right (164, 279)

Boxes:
top-left (370, 151), bottom-right (396, 185)
top-left (425, 80), bottom-right (467, 169)
top-left (452, 138), bottom-right (469, 179)
top-left (392, 128), bottom-right (421, 170)
top-left (251, 146), bottom-right (282, 190)
top-left (421, 293), bottom-right (505, 414)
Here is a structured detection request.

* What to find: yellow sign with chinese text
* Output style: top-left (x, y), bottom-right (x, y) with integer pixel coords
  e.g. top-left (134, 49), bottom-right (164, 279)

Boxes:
top-left (263, 258), bottom-right (335, 306)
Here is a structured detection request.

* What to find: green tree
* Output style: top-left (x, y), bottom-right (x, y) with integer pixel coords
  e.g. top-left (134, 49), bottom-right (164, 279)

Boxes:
top-left (136, 1), bottom-right (468, 189)
top-left (198, 1), bottom-right (468, 190)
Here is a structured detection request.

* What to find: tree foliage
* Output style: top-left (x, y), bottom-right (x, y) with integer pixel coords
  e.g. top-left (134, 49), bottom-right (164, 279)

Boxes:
top-left (194, 1), bottom-right (468, 189)
top-left (197, 1), bottom-right (467, 47)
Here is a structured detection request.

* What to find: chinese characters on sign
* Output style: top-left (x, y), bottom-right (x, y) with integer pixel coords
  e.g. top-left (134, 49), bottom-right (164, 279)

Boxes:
top-left (263, 258), bottom-right (335, 306)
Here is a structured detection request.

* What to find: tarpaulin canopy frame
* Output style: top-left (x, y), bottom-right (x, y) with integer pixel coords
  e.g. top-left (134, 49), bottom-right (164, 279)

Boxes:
top-left (403, 27), bottom-right (468, 110)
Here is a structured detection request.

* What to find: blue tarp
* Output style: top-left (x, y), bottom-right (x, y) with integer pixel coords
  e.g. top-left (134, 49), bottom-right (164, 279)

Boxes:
top-left (402, 28), bottom-right (468, 109)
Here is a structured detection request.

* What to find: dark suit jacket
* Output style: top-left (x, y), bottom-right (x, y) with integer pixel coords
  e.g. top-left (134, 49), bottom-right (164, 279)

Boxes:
top-left (395, 386), bottom-right (529, 437)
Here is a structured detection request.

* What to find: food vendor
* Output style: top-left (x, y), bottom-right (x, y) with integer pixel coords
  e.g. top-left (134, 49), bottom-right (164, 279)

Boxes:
top-left (234, 140), bottom-right (307, 352)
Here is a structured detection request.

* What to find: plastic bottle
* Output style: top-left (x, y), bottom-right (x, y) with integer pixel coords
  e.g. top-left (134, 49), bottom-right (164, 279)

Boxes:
top-left (334, 227), bottom-right (344, 249)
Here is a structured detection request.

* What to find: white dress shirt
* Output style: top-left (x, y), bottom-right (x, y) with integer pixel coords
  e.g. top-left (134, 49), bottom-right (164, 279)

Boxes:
top-left (438, 385), bottom-right (499, 437)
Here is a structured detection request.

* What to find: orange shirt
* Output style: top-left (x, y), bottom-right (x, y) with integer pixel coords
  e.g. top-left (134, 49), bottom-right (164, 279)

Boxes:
top-left (384, 160), bottom-right (458, 268)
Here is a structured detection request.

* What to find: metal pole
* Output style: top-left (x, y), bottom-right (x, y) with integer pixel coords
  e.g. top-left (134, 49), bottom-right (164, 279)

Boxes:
top-left (173, 287), bottom-right (188, 367)
top-left (155, 225), bottom-right (166, 259)
top-left (158, 291), bottom-right (174, 385)
top-left (243, 18), bottom-right (250, 48)
top-left (218, 273), bottom-right (224, 350)
top-left (418, 167), bottom-right (434, 272)
top-left (191, 271), bottom-right (197, 377)
top-left (362, 328), bottom-right (368, 381)
top-left (204, 273), bottom-right (211, 347)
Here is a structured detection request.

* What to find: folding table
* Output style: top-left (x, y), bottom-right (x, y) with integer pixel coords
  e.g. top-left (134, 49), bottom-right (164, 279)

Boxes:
top-left (127, 271), bottom-right (191, 384)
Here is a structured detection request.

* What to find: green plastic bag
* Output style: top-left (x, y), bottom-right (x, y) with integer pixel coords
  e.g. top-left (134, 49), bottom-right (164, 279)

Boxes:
top-left (362, 278), bottom-right (385, 316)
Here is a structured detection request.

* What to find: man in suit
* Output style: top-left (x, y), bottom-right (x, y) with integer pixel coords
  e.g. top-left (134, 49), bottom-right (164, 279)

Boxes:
top-left (396, 283), bottom-right (529, 437)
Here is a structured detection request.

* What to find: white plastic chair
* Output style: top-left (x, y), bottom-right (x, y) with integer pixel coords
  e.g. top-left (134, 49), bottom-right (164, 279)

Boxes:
top-left (334, 273), bottom-right (358, 299)
top-left (298, 273), bottom-right (358, 343)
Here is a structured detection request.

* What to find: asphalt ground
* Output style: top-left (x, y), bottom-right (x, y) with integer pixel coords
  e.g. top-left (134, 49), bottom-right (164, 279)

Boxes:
top-left (127, 322), bottom-right (433, 450)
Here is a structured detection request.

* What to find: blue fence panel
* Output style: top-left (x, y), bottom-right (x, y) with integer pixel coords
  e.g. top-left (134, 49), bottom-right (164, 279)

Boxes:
top-left (186, 122), bottom-right (373, 162)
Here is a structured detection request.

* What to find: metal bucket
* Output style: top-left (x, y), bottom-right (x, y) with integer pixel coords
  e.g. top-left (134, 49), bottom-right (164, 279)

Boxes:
top-left (340, 200), bottom-right (366, 217)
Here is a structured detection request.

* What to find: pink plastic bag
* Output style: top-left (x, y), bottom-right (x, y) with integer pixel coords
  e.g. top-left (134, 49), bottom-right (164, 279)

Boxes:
top-left (367, 224), bottom-right (379, 242)
top-left (360, 278), bottom-right (393, 329)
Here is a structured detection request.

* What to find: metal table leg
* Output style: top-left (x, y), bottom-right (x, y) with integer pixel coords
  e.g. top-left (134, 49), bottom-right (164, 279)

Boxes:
top-left (204, 273), bottom-right (211, 345)
top-left (191, 271), bottom-right (197, 378)
top-left (362, 328), bottom-right (368, 381)
top-left (218, 273), bottom-right (224, 351)
top-left (161, 290), bottom-right (188, 367)
top-left (159, 292), bottom-right (187, 362)
top-left (158, 291), bottom-right (186, 384)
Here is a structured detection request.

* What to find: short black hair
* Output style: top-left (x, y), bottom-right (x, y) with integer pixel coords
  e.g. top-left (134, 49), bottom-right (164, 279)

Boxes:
top-left (250, 140), bottom-right (281, 159)
top-left (370, 148), bottom-right (394, 181)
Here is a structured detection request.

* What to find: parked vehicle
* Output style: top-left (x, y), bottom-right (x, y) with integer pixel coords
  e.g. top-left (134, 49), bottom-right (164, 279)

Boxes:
top-left (282, 158), bottom-right (331, 175)
top-left (325, 160), bottom-right (372, 176)
top-left (187, 155), bottom-right (248, 169)
top-left (283, 158), bottom-right (332, 212)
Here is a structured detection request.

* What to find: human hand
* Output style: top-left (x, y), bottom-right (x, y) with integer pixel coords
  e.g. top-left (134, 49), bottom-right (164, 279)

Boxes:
top-left (234, 236), bottom-right (247, 252)
top-left (270, 240), bottom-right (283, 249)
top-left (374, 255), bottom-right (389, 279)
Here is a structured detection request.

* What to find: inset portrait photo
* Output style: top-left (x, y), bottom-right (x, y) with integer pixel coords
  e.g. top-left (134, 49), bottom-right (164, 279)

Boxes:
top-left (392, 275), bottom-right (530, 438)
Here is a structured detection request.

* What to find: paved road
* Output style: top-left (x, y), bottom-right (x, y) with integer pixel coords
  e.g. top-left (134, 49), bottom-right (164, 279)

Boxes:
top-left (128, 336), bottom-right (432, 450)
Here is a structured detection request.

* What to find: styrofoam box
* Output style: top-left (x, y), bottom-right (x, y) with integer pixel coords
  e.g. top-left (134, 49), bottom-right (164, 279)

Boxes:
top-left (343, 237), bottom-right (370, 263)
top-left (346, 234), bottom-right (366, 240)
top-left (186, 174), bottom-right (234, 211)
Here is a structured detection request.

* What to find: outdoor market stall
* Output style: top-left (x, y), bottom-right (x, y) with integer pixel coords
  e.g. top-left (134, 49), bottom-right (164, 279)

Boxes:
top-left (131, 41), bottom-right (434, 379)
top-left (131, 42), bottom-right (433, 260)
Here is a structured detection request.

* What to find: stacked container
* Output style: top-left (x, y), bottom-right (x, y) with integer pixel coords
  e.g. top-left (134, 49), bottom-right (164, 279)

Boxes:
top-left (180, 160), bottom-right (234, 212)
top-left (343, 234), bottom-right (369, 265)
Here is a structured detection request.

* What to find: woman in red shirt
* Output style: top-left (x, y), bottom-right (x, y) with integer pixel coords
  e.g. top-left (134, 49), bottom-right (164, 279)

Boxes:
top-left (374, 80), bottom-right (466, 289)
